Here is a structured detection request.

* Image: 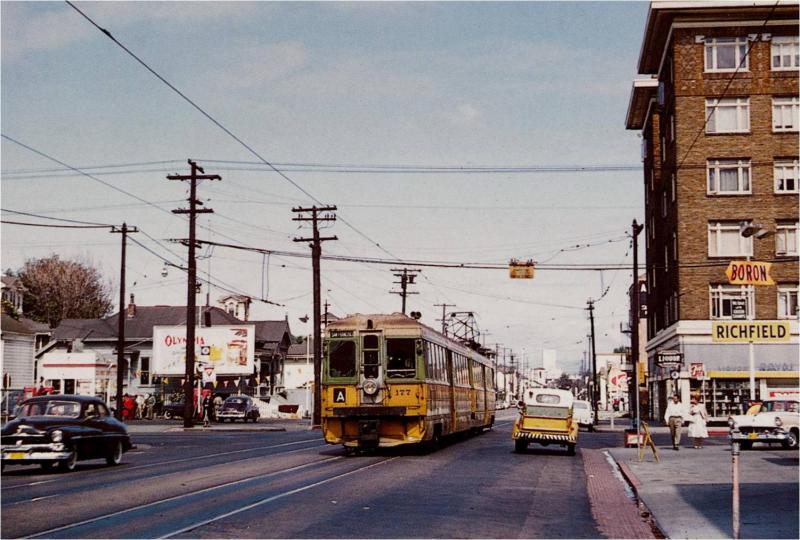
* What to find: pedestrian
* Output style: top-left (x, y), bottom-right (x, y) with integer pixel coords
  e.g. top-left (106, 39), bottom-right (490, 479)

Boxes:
top-left (135, 394), bottom-right (145, 420)
top-left (213, 393), bottom-right (223, 421)
top-left (663, 394), bottom-right (687, 450)
top-left (688, 396), bottom-right (709, 448)
top-left (145, 393), bottom-right (156, 420)
top-left (202, 393), bottom-right (213, 428)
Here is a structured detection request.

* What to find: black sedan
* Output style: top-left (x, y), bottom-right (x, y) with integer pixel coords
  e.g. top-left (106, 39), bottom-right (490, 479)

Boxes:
top-left (1, 395), bottom-right (132, 472)
top-left (217, 395), bottom-right (260, 423)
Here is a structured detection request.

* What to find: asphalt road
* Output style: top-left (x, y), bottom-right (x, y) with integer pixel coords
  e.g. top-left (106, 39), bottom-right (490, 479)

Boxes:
top-left (1, 411), bottom-right (625, 539)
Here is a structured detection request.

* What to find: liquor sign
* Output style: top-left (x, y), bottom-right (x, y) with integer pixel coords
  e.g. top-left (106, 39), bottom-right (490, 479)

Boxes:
top-left (152, 325), bottom-right (255, 375)
top-left (711, 321), bottom-right (791, 343)
top-left (509, 259), bottom-right (535, 279)
top-left (656, 350), bottom-right (683, 367)
top-left (690, 362), bottom-right (705, 379)
top-left (725, 260), bottom-right (774, 286)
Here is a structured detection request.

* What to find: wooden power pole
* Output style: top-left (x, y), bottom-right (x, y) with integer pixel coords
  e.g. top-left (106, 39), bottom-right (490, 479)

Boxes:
top-left (111, 222), bottom-right (137, 421)
top-left (588, 299), bottom-right (599, 426)
top-left (390, 268), bottom-right (421, 315)
top-left (169, 160), bottom-right (219, 428)
top-left (293, 205), bottom-right (337, 427)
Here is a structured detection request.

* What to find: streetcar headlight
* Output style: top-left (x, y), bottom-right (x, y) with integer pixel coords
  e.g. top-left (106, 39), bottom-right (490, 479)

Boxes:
top-left (363, 378), bottom-right (379, 395)
top-left (51, 430), bottom-right (63, 443)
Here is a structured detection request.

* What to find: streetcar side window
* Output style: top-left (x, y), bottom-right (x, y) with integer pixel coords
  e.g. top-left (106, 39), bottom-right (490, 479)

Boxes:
top-left (328, 340), bottom-right (356, 378)
top-left (386, 338), bottom-right (416, 379)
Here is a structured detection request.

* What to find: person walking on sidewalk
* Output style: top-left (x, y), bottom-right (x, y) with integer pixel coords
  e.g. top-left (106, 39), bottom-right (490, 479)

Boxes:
top-left (664, 394), bottom-right (687, 450)
top-left (202, 393), bottom-right (213, 428)
top-left (688, 396), bottom-right (709, 448)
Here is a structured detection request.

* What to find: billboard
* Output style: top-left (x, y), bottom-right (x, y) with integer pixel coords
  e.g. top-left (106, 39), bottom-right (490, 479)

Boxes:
top-left (152, 325), bottom-right (256, 375)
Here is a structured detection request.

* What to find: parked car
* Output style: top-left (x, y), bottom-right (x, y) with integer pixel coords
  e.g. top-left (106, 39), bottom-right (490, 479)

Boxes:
top-left (573, 399), bottom-right (595, 431)
top-left (1, 395), bottom-right (132, 472)
top-left (217, 395), bottom-right (260, 423)
top-left (162, 402), bottom-right (189, 420)
top-left (729, 398), bottom-right (799, 450)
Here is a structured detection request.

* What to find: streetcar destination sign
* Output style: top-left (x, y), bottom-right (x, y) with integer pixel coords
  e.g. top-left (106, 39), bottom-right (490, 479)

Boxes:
top-left (725, 260), bottom-right (774, 286)
top-left (712, 321), bottom-right (791, 343)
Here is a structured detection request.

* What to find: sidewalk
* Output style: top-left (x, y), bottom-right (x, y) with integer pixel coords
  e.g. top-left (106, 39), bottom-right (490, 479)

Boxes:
top-left (123, 417), bottom-right (313, 434)
top-left (608, 443), bottom-right (799, 539)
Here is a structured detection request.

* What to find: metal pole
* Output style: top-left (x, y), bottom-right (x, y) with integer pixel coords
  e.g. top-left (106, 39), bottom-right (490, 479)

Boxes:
top-left (589, 300), bottom-right (599, 425)
top-left (732, 441), bottom-right (741, 538)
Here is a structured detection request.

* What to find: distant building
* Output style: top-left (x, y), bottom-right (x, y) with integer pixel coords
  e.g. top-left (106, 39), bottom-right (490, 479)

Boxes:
top-left (542, 349), bottom-right (562, 381)
top-left (626, 1), bottom-right (799, 420)
top-left (1, 314), bottom-right (50, 391)
top-left (1, 276), bottom-right (25, 315)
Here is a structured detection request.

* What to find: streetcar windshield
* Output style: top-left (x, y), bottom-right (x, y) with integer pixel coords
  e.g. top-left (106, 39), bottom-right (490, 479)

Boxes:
top-left (386, 338), bottom-right (416, 379)
top-left (329, 340), bottom-right (357, 378)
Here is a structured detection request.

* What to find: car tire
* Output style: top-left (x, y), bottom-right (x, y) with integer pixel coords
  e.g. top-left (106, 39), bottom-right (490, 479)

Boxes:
top-left (163, 410), bottom-right (173, 420)
top-left (740, 441), bottom-right (753, 450)
top-left (40, 462), bottom-right (56, 472)
top-left (782, 429), bottom-right (798, 450)
top-left (106, 441), bottom-right (123, 466)
top-left (514, 439), bottom-right (527, 453)
top-left (567, 444), bottom-right (576, 456)
top-left (58, 449), bottom-right (77, 472)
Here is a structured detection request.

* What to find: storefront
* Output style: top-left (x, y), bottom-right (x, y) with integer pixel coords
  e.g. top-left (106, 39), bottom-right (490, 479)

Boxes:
top-left (38, 351), bottom-right (114, 399)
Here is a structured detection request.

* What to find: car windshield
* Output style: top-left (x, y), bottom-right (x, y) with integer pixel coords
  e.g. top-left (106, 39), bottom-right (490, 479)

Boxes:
top-left (224, 399), bottom-right (246, 411)
top-left (763, 401), bottom-right (799, 413)
top-left (18, 400), bottom-right (81, 418)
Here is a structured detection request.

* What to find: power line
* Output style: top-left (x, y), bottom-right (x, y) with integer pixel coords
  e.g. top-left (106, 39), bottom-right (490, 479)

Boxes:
top-left (1, 208), bottom-right (113, 227)
top-left (0, 220), bottom-right (111, 229)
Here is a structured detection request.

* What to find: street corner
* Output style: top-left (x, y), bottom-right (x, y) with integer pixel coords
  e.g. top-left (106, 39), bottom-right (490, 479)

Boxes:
top-left (582, 447), bottom-right (659, 539)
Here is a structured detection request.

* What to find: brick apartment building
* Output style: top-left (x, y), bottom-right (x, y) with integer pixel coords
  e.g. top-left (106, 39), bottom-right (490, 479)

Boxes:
top-left (626, 1), bottom-right (799, 420)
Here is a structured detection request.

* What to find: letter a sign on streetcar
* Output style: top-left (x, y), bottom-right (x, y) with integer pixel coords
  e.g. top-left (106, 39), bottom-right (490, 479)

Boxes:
top-left (725, 260), bottom-right (774, 286)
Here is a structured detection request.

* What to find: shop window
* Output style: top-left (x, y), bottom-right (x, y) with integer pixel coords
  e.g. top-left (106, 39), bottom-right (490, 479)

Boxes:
top-left (709, 284), bottom-right (754, 319)
top-left (704, 37), bottom-right (749, 72)
top-left (777, 286), bottom-right (799, 319)
top-left (140, 357), bottom-right (150, 386)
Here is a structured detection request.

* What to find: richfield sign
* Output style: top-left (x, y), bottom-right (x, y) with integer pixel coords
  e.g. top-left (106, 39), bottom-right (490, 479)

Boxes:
top-left (152, 325), bottom-right (255, 375)
top-left (711, 321), bottom-right (791, 343)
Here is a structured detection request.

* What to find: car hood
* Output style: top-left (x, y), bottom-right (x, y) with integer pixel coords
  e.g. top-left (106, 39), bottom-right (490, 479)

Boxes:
top-left (730, 413), bottom-right (781, 428)
top-left (2, 416), bottom-right (83, 435)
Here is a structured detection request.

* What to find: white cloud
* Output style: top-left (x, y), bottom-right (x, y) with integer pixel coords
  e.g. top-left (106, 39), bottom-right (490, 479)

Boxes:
top-left (1, 3), bottom-right (93, 61)
top-left (445, 103), bottom-right (482, 126)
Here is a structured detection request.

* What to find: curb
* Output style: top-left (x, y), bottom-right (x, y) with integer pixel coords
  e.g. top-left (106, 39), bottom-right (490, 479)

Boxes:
top-left (608, 453), bottom-right (666, 538)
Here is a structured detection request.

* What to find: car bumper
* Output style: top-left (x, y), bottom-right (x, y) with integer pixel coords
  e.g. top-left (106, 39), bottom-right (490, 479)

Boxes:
top-left (513, 431), bottom-right (577, 443)
top-left (218, 413), bottom-right (246, 419)
top-left (730, 429), bottom-right (787, 443)
top-left (1, 443), bottom-right (71, 463)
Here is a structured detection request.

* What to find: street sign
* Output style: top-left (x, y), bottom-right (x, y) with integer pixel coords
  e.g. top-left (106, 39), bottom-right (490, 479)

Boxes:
top-left (670, 369), bottom-right (681, 380)
top-left (731, 298), bottom-right (748, 320)
top-left (509, 259), bottom-right (535, 279)
top-left (656, 350), bottom-right (683, 367)
top-left (712, 321), bottom-right (791, 343)
top-left (202, 366), bottom-right (216, 385)
top-left (690, 363), bottom-right (705, 379)
top-left (725, 260), bottom-right (774, 286)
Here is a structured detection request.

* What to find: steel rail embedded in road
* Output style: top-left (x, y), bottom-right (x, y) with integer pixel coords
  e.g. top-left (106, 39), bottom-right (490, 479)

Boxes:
top-left (22, 455), bottom-right (344, 539)
top-left (1, 437), bottom-right (324, 492)
top-left (160, 456), bottom-right (399, 539)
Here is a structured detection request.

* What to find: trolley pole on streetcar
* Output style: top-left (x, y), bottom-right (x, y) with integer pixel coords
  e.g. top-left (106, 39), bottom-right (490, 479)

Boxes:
top-left (390, 268), bottom-right (421, 315)
top-left (293, 205), bottom-right (337, 428)
top-left (169, 160), bottom-right (219, 428)
top-left (111, 223), bottom-right (138, 421)
top-left (588, 299), bottom-right (599, 426)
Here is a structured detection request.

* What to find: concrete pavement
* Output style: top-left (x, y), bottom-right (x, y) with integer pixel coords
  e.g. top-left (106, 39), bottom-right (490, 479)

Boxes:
top-left (608, 443), bottom-right (799, 539)
top-left (123, 417), bottom-right (313, 434)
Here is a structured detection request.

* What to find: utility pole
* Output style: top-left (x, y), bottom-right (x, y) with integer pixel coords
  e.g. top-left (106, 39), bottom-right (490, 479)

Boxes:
top-left (390, 268), bottom-right (421, 315)
top-left (293, 205), bottom-right (337, 428)
top-left (111, 223), bottom-right (138, 421)
top-left (631, 219), bottom-right (645, 438)
top-left (588, 299), bottom-right (599, 426)
top-left (434, 303), bottom-right (455, 336)
top-left (169, 160), bottom-right (219, 428)
top-left (323, 299), bottom-right (330, 328)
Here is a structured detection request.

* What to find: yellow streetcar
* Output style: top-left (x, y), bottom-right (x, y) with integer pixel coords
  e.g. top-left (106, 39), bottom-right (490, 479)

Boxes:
top-left (322, 313), bottom-right (496, 451)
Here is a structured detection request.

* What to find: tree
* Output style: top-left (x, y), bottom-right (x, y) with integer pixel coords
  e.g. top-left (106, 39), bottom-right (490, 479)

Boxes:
top-left (17, 255), bottom-right (113, 328)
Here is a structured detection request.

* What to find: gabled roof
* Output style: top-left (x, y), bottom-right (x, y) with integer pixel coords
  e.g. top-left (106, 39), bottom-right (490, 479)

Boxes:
top-left (1, 314), bottom-right (49, 335)
top-left (251, 320), bottom-right (292, 344)
top-left (53, 306), bottom-right (243, 341)
top-left (287, 339), bottom-right (312, 357)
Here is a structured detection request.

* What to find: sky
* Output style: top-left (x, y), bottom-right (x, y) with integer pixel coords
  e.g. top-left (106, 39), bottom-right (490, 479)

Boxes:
top-left (1, 1), bottom-right (651, 374)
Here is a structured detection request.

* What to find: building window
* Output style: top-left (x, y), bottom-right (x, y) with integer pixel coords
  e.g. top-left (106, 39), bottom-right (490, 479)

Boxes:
top-left (707, 159), bottom-right (751, 194)
top-left (664, 245), bottom-right (669, 272)
top-left (773, 97), bottom-right (799, 132)
top-left (776, 222), bottom-right (799, 256)
top-left (661, 190), bottom-right (667, 217)
top-left (777, 285), bottom-right (799, 319)
top-left (705, 37), bottom-right (749, 72)
top-left (140, 357), bottom-right (150, 386)
top-left (671, 291), bottom-right (679, 323)
top-left (710, 285), bottom-right (754, 319)
top-left (774, 159), bottom-right (799, 193)
top-left (672, 232), bottom-right (678, 260)
top-left (706, 98), bottom-right (749, 133)
top-left (708, 221), bottom-right (753, 257)
top-left (771, 36), bottom-right (800, 70)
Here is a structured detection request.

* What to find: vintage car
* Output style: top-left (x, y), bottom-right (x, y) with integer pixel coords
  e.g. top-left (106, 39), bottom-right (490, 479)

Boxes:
top-left (512, 388), bottom-right (578, 455)
top-left (1, 395), bottom-right (132, 472)
top-left (729, 398), bottom-right (799, 450)
top-left (573, 399), bottom-right (595, 431)
top-left (217, 395), bottom-right (260, 423)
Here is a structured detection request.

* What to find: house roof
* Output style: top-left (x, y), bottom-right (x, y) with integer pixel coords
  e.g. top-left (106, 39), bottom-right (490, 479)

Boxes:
top-left (1, 314), bottom-right (48, 335)
top-left (1, 276), bottom-right (23, 290)
top-left (288, 339), bottom-right (312, 357)
top-left (52, 306), bottom-right (293, 347)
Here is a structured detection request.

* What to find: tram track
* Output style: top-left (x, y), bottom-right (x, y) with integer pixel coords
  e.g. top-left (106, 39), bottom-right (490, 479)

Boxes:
top-left (20, 454), bottom-right (399, 539)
